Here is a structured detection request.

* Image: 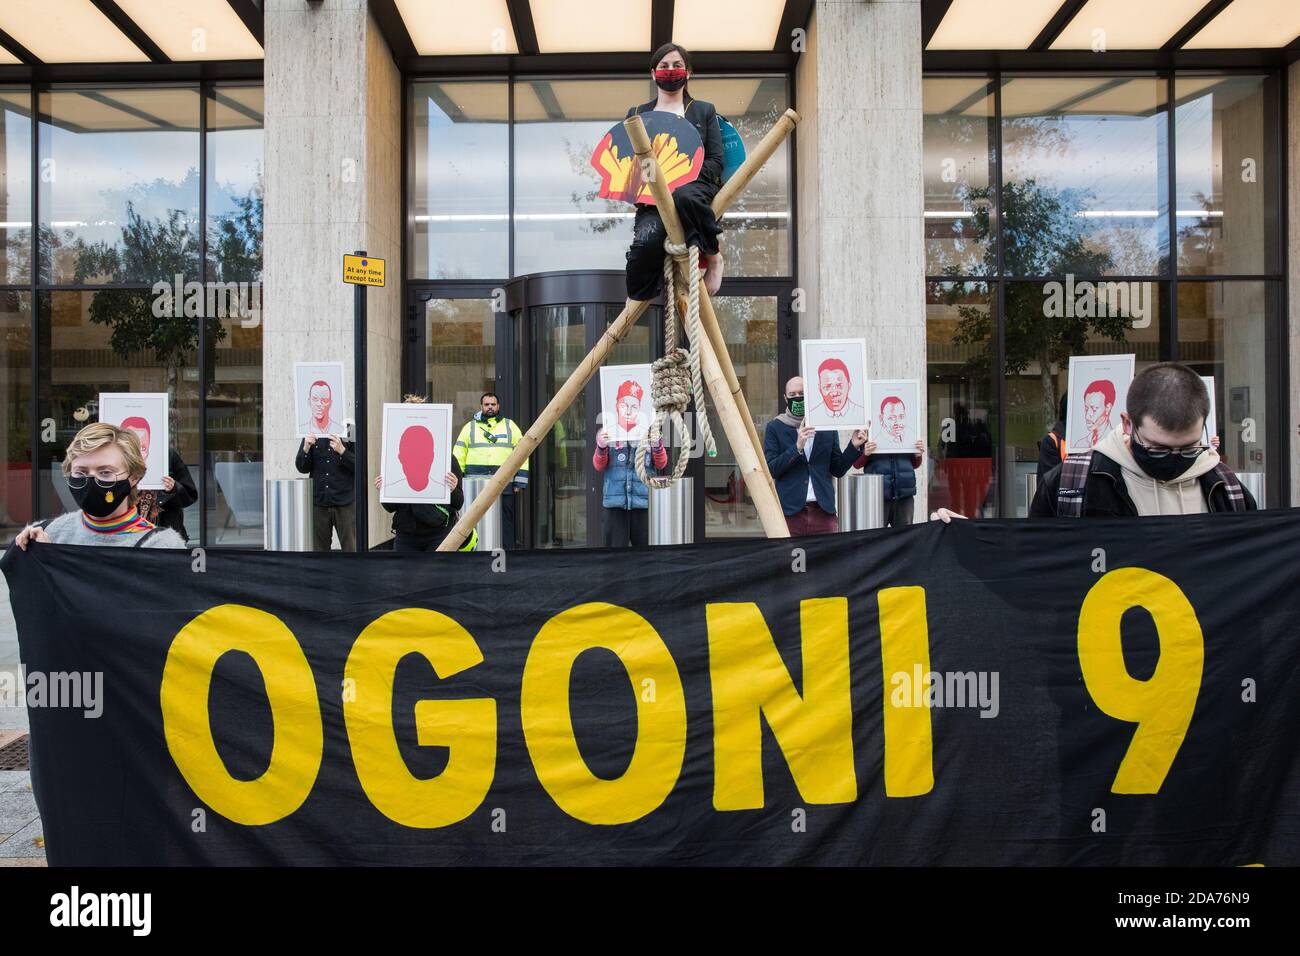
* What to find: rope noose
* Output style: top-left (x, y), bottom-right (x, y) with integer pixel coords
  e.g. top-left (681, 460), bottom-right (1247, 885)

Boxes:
top-left (636, 237), bottom-right (717, 489)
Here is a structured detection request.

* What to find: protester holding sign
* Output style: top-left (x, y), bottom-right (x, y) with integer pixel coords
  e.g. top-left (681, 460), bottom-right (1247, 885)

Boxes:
top-left (295, 431), bottom-right (356, 551)
top-left (593, 425), bottom-right (669, 548)
top-left (11, 423), bottom-right (185, 551)
top-left (624, 43), bottom-right (726, 299)
top-left (1031, 362), bottom-right (1256, 517)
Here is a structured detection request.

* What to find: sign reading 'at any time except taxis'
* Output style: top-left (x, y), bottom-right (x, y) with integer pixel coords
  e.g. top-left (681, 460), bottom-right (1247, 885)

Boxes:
top-left (343, 254), bottom-right (385, 287)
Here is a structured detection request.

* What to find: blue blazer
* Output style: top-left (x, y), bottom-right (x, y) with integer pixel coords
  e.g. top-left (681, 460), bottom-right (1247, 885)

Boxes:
top-left (763, 418), bottom-right (857, 517)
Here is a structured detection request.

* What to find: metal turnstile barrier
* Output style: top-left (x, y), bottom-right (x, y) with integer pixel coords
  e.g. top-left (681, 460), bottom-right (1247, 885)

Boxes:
top-left (461, 478), bottom-right (505, 551)
top-left (264, 478), bottom-right (312, 551)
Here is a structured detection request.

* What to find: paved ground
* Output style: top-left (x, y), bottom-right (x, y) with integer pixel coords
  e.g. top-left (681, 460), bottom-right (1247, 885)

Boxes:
top-left (0, 576), bottom-right (44, 865)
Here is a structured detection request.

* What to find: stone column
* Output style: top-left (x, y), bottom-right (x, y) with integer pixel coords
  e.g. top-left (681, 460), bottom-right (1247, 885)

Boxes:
top-left (262, 0), bottom-right (401, 547)
top-left (795, 0), bottom-right (928, 518)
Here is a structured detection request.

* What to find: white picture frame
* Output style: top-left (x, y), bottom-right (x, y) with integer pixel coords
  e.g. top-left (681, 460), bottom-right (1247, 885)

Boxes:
top-left (293, 362), bottom-right (348, 439)
top-left (379, 403), bottom-right (454, 505)
top-left (599, 364), bottom-right (655, 444)
top-left (1200, 375), bottom-right (1217, 447)
top-left (1064, 354), bottom-right (1135, 452)
top-left (801, 338), bottom-right (869, 431)
top-left (867, 379), bottom-right (921, 453)
top-left (99, 392), bottom-right (169, 490)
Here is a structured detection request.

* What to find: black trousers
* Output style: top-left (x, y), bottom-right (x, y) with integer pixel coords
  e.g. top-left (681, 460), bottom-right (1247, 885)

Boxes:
top-left (604, 507), bottom-right (649, 548)
top-left (500, 491), bottom-right (516, 549)
top-left (626, 180), bottom-right (722, 301)
top-left (393, 532), bottom-right (446, 552)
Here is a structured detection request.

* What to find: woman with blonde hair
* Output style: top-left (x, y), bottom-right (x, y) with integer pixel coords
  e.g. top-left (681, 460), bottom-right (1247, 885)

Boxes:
top-left (373, 394), bottom-right (466, 552)
top-left (12, 422), bottom-right (186, 550)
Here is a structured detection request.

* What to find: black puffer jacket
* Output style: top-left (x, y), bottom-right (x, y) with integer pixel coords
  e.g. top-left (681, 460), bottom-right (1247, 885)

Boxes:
top-left (382, 457), bottom-right (465, 542)
top-left (1031, 451), bottom-right (1256, 517)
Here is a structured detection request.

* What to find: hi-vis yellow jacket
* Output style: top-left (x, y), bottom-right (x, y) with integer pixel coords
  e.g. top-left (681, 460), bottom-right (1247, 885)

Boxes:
top-left (453, 413), bottom-right (529, 487)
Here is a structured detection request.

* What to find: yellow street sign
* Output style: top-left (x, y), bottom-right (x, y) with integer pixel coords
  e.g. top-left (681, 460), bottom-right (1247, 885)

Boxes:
top-left (343, 254), bottom-right (385, 287)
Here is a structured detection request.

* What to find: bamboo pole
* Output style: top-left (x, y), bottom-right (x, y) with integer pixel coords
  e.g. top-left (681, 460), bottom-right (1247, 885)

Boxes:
top-left (627, 115), bottom-right (789, 539)
top-left (437, 106), bottom-right (801, 551)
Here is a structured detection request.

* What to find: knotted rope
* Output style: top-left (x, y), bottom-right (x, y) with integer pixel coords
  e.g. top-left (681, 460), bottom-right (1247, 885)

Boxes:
top-left (635, 237), bottom-right (717, 489)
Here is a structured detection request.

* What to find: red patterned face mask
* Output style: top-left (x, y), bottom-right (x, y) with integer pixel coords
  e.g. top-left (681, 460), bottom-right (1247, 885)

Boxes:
top-left (654, 68), bottom-right (688, 92)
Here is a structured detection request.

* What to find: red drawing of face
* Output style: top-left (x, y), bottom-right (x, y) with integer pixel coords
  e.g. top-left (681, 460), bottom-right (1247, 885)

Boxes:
top-left (1082, 379), bottom-right (1115, 436)
top-left (817, 359), bottom-right (850, 413)
top-left (397, 425), bottom-right (435, 492)
top-left (615, 380), bottom-right (644, 433)
top-left (879, 397), bottom-right (906, 441)
top-left (120, 415), bottom-right (151, 460)
top-left (309, 381), bottom-right (332, 427)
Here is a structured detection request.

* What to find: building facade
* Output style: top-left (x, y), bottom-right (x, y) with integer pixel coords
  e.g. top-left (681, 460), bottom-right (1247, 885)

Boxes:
top-left (0, 0), bottom-right (1296, 548)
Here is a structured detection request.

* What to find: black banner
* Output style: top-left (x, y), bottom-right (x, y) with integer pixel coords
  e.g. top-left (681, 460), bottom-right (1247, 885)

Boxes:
top-left (4, 512), bottom-right (1300, 866)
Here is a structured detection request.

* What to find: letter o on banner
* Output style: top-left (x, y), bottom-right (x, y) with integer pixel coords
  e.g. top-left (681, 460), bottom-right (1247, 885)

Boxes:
top-left (521, 603), bottom-right (686, 825)
top-left (161, 604), bottom-right (323, 826)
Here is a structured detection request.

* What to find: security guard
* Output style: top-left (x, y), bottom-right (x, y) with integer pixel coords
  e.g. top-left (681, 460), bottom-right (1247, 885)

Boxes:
top-left (453, 392), bottom-right (528, 548)
top-left (295, 431), bottom-right (356, 551)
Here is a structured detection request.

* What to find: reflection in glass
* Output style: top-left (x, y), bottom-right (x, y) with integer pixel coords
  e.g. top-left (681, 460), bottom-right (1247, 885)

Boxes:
top-left (425, 298), bottom-right (496, 428)
top-left (1175, 75), bottom-right (1268, 276)
top-left (923, 76), bottom-right (993, 276)
top-left (535, 305), bottom-right (587, 548)
top-left (410, 80), bottom-right (509, 279)
top-left (207, 84), bottom-right (264, 283)
top-left (37, 291), bottom-right (199, 535)
top-left (0, 88), bottom-right (33, 285)
top-left (39, 87), bottom-right (201, 285)
top-left (1177, 280), bottom-right (1269, 487)
top-left (1, 292), bottom-right (33, 544)
top-left (1001, 76), bottom-right (1169, 276)
top-left (927, 282), bottom-right (997, 517)
top-left (705, 295), bottom-right (778, 538)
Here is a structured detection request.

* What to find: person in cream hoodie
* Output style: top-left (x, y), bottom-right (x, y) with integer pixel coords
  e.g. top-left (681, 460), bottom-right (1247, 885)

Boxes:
top-left (1029, 362), bottom-right (1256, 518)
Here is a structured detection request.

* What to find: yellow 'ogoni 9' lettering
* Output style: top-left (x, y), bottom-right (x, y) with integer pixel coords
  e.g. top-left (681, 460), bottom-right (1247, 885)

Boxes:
top-left (1077, 567), bottom-right (1204, 794)
top-left (160, 604), bottom-right (323, 826)
top-left (344, 608), bottom-right (496, 828)
top-left (707, 598), bottom-right (856, 810)
top-left (879, 586), bottom-right (934, 797)
top-left (521, 603), bottom-right (686, 825)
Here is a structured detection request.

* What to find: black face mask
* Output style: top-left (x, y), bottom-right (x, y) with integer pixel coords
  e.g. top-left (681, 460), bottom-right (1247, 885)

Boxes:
top-left (787, 397), bottom-right (805, 418)
top-left (70, 477), bottom-right (133, 518)
top-left (1130, 435), bottom-right (1198, 482)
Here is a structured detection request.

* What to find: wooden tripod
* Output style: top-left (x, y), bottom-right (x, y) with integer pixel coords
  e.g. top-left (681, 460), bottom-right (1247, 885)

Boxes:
top-left (436, 109), bottom-right (799, 551)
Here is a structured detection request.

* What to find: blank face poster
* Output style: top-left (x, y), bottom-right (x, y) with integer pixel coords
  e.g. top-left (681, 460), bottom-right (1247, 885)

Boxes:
top-left (867, 379), bottom-right (920, 452)
top-left (379, 403), bottom-right (454, 505)
top-left (801, 338), bottom-right (868, 431)
top-left (99, 392), bottom-right (169, 489)
top-left (599, 364), bottom-right (654, 443)
top-left (1065, 354), bottom-right (1135, 451)
top-left (294, 362), bottom-right (347, 438)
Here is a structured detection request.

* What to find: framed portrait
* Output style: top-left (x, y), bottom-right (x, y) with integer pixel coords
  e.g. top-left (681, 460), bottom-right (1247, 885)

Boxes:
top-left (599, 364), bottom-right (655, 443)
top-left (98, 392), bottom-right (169, 490)
top-left (867, 379), bottom-right (921, 452)
top-left (379, 403), bottom-right (455, 505)
top-left (293, 362), bottom-right (347, 439)
top-left (801, 338), bottom-right (869, 431)
top-left (1200, 375), bottom-right (1217, 447)
top-left (1064, 354), bottom-right (1135, 452)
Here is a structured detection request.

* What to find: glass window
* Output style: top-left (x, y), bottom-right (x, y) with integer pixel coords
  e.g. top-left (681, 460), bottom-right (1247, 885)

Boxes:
top-left (424, 298), bottom-right (497, 428)
top-left (923, 77), bottom-right (993, 276)
top-left (689, 76), bottom-right (791, 278)
top-left (1, 291), bottom-right (32, 544)
top-left (39, 87), bottom-right (201, 285)
top-left (512, 78), bottom-right (650, 275)
top-left (206, 84), bottom-right (264, 547)
top-left (0, 88), bottom-right (33, 286)
top-left (410, 80), bottom-right (509, 280)
top-left (927, 282), bottom-right (997, 518)
top-left (1175, 75), bottom-right (1269, 276)
top-left (534, 304), bottom-right (588, 548)
top-left (36, 291), bottom-right (199, 532)
top-left (1001, 76), bottom-right (1169, 277)
top-left (704, 295), bottom-right (779, 539)
top-left (1177, 280), bottom-right (1271, 488)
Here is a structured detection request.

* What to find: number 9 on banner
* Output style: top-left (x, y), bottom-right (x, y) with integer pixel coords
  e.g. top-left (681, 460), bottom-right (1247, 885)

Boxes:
top-left (1077, 568), bottom-right (1204, 794)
